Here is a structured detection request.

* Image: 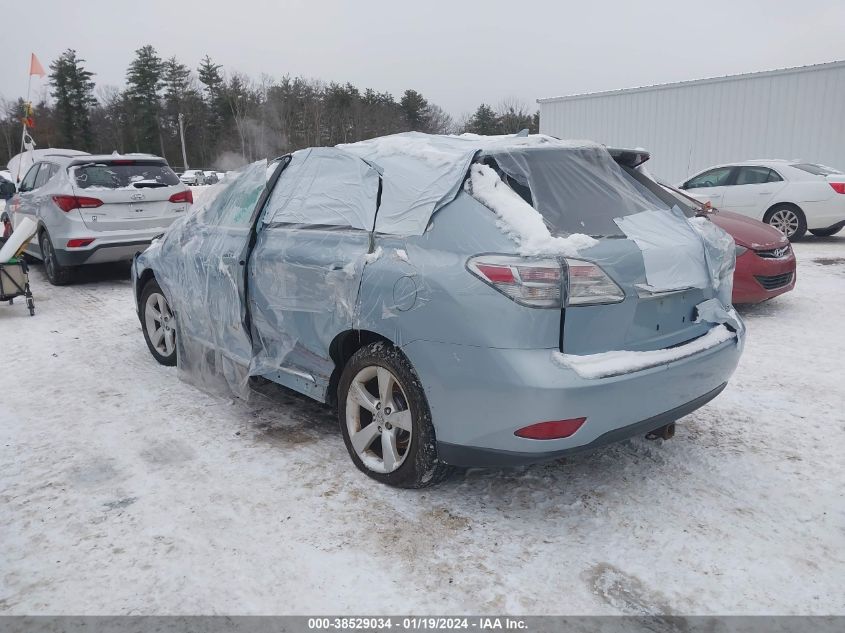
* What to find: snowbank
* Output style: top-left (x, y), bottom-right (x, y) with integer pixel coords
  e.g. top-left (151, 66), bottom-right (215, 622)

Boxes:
top-left (466, 163), bottom-right (597, 257)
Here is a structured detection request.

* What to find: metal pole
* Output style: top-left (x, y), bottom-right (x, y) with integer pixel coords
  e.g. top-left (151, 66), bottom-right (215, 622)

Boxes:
top-left (16, 74), bottom-right (33, 183)
top-left (178, 112), bottom-right (188, 171)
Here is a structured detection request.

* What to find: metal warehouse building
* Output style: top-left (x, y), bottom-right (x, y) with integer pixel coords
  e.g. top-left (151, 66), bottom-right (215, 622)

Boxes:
top-left (538, 60), bottom-right (845, 184)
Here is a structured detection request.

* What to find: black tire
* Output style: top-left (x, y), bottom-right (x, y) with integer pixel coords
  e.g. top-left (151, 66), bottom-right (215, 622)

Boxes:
top-left (39, 230), bottom-right (73, 285)
top-left (809, 226), bottom-right (843, 237)
top-left (763, 204), bottom-right (807, 241)
top-left (140, 279), bottom-right (177, 366)
top-left (337, 341), bottom-right (451, 488)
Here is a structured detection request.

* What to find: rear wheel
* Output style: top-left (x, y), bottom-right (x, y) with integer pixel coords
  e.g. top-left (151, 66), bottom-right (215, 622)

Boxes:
top-left (39, 230), bottom-right (72, 285)
top-left (338, 342), bottom-right (450, 488)
top-left (764, 205), bottom-right (807, 241)
top-left (140, 280), bottom-right (177, 366)
top-left (809, 226), bottom-right (843, 237)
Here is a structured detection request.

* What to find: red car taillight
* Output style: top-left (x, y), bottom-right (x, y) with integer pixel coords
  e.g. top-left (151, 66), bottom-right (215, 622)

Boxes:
top-left (52, 195), bottom-right (103, 213)
top-left (515, 418), bottom-right (586, 440)
top-left (829, 182), bottom-right (845, 194)
top-left (169, 189), bottom-right (193, 204)
top-left (468, 255), bottom-right (562, 307)
top-left (467, 255), bottom-right (624, 308)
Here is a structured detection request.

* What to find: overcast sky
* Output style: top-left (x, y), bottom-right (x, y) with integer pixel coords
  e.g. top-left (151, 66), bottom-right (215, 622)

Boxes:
top-left (3, 0), bottom-right (844, 117)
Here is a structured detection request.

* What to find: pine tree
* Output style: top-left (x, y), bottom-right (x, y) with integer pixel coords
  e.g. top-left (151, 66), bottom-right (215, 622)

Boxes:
top-left (49, 49), bottom-right (96, 150)
top-left (198, 55), bottom-right (227, 136)
top-left (465, 103), bottom-right (499, 135)
top-left (400, 89), bottom-right (430, 131)
top-left (162, 57), bottom-right (191, 106)
top-left (125, 45), bottom-right (164, 154)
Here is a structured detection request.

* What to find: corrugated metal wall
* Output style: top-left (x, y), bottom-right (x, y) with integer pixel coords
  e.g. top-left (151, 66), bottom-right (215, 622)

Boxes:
top-left (538, 61), bottom-right (845, 184)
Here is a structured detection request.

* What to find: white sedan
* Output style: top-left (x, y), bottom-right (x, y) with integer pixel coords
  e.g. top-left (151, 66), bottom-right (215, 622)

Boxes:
top-left (679, 160), bottom-right (845, 240)
top-left (179, 169), bottom-right (206, 186)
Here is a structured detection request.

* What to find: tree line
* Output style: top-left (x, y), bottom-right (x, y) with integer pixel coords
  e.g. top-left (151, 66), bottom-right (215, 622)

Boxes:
top-left (0, 45), bottom-right (539, 172)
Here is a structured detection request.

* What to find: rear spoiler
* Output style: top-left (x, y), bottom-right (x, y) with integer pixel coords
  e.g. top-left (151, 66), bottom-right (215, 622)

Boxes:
top-left (607, 147), bottom-right (650, 168)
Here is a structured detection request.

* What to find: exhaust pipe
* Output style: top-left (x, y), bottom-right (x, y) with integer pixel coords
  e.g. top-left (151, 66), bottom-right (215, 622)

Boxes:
top-left (646, 423), bottom-right (675, 441)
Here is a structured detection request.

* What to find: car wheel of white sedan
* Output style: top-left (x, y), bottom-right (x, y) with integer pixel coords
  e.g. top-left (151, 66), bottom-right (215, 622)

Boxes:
top-left (338, 341), bottom-right (450, 488)
top-left (141, 279), bottom-right (177, 366)
top-left (764, 204), bottom-right (807, 241)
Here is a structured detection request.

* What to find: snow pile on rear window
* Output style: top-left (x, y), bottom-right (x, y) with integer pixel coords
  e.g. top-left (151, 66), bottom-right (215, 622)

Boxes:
top-left (465, 163), bottom-right (597, 257)
top-left (552, 324), bottom-right (736, 379)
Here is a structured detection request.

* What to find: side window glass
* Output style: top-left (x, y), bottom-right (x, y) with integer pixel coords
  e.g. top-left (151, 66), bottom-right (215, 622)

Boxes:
top-left (767, 169), bottom-right (783, 183)
top-left (19, 164), bottom-right (41, 192)
top-left (34, 163), bottom-right (55, 189)
top-left (685, 167), bottom-right (733, 189)
top-left (736, 166), bottom-right (771, 185)
top-left (197, 160), bottom-right (267, 228)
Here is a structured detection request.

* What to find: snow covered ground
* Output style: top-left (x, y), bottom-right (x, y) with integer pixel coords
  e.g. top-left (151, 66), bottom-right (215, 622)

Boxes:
top-left (1, 238), bottom-right (843, 616)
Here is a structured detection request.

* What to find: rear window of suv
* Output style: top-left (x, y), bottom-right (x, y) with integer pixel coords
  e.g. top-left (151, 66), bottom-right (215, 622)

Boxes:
top-left (72, 161), bottom-right (181, 189)
top-left (791, 163), bottom-right (843, 176)
top-left (482, 146), bottom-right (690, 237)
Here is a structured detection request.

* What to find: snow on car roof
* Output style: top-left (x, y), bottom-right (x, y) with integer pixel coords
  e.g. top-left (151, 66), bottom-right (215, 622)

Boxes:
top-left (70, 154), bottom-right (166, 165)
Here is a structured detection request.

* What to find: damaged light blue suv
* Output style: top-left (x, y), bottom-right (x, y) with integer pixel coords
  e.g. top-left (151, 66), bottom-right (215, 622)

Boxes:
top-left (132, 132), bottom-right (745, 488)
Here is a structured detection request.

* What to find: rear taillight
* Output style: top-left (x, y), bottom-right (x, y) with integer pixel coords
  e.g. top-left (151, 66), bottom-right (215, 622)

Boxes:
top-left (52, 195), bottom-right (103, 213)
top-left (467, 255), bottom-right (624, 308)
top-left (515, 418), bottom-right (586, 440)
top-left (468, 255), bottom-right (562, 307)
top-left (169, 189), bottom-right (193, 204)
top-left (565, 258), bottom-right (626, 305)
top-left (830, 182), bottom-right (845, 194)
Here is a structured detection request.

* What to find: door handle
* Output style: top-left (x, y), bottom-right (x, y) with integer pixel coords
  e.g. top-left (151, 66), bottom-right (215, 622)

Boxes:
top-left (758, 191), bottom-right (773, 195)
top-left (222, 254), bottom-right (243, 265)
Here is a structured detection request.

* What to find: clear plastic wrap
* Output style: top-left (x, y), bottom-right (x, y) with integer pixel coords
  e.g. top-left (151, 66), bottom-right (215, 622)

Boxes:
top-left (262, 147), bottom-right (380, 230)
top-left (148, 160), bottom-right (267, 397)
top-left (339, 133), bottom-right (477, 235)
top-left (689, 216), bottom-right (737, 306)
top-left (139, 133), bottom-right (741, 402)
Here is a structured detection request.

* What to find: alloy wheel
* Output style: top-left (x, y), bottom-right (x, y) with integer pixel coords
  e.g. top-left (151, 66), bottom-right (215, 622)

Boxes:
top-left (768, 209), bottom-right (800, 238)
top-left (345, 366), bottom-right (414, 473)
top-left (144, 292), bottom-right (176, 357)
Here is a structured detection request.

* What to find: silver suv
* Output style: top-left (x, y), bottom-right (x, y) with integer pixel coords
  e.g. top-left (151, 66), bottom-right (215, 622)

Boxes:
top-left (7, 152), bottom-right (192, 284)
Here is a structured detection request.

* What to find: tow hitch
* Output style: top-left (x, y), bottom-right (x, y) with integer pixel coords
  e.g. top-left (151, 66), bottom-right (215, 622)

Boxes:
top-left (646, 423), bottom-right (675, 441)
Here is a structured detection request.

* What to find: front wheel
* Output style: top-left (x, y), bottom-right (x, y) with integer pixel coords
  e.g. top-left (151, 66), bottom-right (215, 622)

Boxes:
top-left (338, 342), bottom-right (450, 488)
top-left (140, 280), bottom-right (177, 366)
top-left (764, 205), bottom-right (807, 241)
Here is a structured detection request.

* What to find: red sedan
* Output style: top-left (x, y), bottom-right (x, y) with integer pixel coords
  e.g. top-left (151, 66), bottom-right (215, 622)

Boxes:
top-left (660, 184), bottom-right (796, 305)
top-left (710, 209), bottom-right (796, 304)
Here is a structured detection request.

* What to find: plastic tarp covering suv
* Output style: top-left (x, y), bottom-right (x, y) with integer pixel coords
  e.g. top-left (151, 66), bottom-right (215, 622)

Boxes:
top-left (261, 147), bottom-right (380, 230)
top-left (146, 161), bottom-right (267, 396)
top-left (140, 132), bottom-right (740, 399)
top-left (339, 133), bottom-right (477, 235)
top-left (248, 148), bottom-right (380, 386)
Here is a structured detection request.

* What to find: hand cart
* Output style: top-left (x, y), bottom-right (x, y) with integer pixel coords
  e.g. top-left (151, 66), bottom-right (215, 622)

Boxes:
top-left (0, 257), bottom-right (35, 316)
